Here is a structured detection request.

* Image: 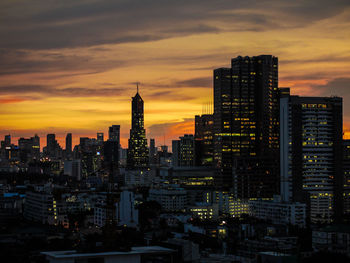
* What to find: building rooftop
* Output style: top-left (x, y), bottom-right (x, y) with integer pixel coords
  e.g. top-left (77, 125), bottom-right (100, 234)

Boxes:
top-left (41, 246), bottom-right (174, 259)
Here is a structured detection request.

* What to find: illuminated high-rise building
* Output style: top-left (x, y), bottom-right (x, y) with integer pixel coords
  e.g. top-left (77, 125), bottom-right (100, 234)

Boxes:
top-left (280, 92), bottom-right (343, 223)
top-left (213, 55), bottom-right (280, 196)
top-left (343, 140), bottom-right (350, 216)
top-left (127, 86), bottom-right (149, 169)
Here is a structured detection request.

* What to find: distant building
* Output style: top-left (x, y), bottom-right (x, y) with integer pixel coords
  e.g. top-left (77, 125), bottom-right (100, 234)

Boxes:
top-left (172, 135), bottom-right (198, 167)
top-left (149, 138), bottom-right (156, 165)
top-left (248, 196), bottom-right (307, 228)
top-left (189, 202), bottom-right (219, 220)
top-left (343, 140), bottom-right (350, 215)
top-left (65, 133), bottom-right (72, 157)
top-left (97, 132), bottom-right (104, 144)
top-left (127, 89), bottom-right (149, 169)
top-left (195, 114), bottom-right (214, 166)
top-left (149, 186), bottom-right (187, 212)
top-left (46, 134), bottom-right (59, 158)
top-left (108, 125), bottom-right (121, 144)
top-left (24, 187), bottom-right (67, 227)
top-left (18, 134), bottom-right (40, 162)
top-left (41, 246), bottom-right (175, 263)
top-left (313, 225), bottom-right (350, 256)
top-left (103, 140), bottom-right (119, 170)
top-left (116, 190), bottom-right (139, 227)
top-left (64, 160), bottom-right (81, 180)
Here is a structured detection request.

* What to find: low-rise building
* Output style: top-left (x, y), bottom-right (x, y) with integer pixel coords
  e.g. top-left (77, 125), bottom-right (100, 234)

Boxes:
top-left (148, 185), bottom-right (187, 212)
top-left (248, 196), bottom-right (306, 227)
top-left (41, 246), bottom-right (175, 263)
top-left (189, 202), bottom-right (219, 220)
top-left (312, 225), bottom-right (350, 256)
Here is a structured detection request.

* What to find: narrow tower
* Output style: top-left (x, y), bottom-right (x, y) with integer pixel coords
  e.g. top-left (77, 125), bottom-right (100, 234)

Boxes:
top-left (127, 83), bottom-right (149, 169)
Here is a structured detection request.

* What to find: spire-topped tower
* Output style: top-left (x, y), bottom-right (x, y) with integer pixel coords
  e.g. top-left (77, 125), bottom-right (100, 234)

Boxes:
top-left (127, 86), bottom-right (149, 169)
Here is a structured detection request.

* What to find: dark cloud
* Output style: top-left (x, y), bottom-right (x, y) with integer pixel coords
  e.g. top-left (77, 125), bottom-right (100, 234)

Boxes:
top-left (312, 78), bottom-right (350, 125)
top-left (0, 48), bottom-right (126, 75)
top-left (1, 0), bottom-right (349, 50)
top-left (147, 118), bottom-right (194, 138)
top-left (314, 78), bottom-right (350, 97)
top-left (175, 77), bottom-right (212, 88)
top-left (0, 84), bottom-right (126, 98)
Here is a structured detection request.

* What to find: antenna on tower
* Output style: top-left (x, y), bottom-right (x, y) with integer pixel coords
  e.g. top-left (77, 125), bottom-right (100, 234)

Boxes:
top-left (136, 82), bottom-right (140, 93)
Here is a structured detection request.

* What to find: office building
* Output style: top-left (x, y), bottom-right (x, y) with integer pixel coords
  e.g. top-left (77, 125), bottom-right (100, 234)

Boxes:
top-left (97, 132), bottom-right (104, 144)
top-left (248, 197), bottom-right (307, 228)
top-left (64, 160), bottom-right (81, 181)
top-left (116, 190), bottom-right (139, 227)
top-left (213, 55), bottom-right (280, 195)
top-left (172, 135), bottom-right (198, 167)
top-left (344, 140), bottom-right (350, 215)
top-left (127, 88), bottom-right (149, 169)
top-left (46, 133), bottom-right (61, 158)
top-left (280, 92), bottom-right (343, 223)
top-left (42, 247), bottom-right (175, 263)
top-left (149, 138), bottom-right (156, 165)
top-left (109, 125), bottom-right (120, 144)
top-left (65, 133), bottom-right (72, 156)
top-left (103, 140), bottom-right (119, 170)
top-left (149, 186), bottom-right (187, 212)
top-left (195, 114), bottom-right (214, 166)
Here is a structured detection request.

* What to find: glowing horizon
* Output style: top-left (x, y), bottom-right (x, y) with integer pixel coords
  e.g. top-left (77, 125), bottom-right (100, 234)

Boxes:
top-left (1, 0), bottom-right (350, 149)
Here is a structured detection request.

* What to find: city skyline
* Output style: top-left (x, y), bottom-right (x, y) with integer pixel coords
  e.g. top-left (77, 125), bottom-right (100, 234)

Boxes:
top-left (1, 0), bottom-right (350, 148)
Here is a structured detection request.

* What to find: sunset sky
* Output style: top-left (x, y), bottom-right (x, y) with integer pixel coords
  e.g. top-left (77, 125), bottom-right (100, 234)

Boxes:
top-left (1, 0), bottom-right (350, 149)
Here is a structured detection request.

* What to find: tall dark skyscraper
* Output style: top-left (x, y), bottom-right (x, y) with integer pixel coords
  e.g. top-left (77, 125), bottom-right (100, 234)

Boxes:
top-left (149, 138), bottom-right (156, 165)
top-left (66, 133), bottom-right (72, 154)
top-left (4, 135), bottom-right (11, 147)
top-left (195, 114), bottom-right (214, 166)
top-left (127, 87), bottom-right (149, 169)
top-left (108, 125), bottom-right (120, 144)
top-left (213, 55), bottom-right (280, 196)
top-left (47, 133), bottom-right (59, 158)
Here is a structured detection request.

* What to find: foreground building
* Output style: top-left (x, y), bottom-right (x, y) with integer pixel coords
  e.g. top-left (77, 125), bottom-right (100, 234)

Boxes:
top-left (280, 91), bottom-right (343, 223)
top-left (248, 196), bottom-right (307, 228)
top-left (213, 55), bottom-right (280, 196)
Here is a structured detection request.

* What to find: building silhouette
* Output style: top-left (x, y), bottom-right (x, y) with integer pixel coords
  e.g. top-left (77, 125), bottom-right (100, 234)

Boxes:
top-left (213, 55), bottom-right (280, 196)
top-left (127, 86), bottom-right (149, 169)
top-left (66, 133), bottom-right (72, 157)
top-left (195, 114), bottom-right (214, 166)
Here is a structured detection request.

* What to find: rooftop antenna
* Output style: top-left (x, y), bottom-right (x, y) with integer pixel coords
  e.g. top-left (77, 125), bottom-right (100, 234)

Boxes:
top-left (136, 82), bottom-right (140, 93)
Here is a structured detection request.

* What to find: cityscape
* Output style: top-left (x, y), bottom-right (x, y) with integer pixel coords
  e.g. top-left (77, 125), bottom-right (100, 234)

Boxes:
top-left (1, 55), bottom-right (350, 262)
top-left (1, 1), bottom-right (350, 263)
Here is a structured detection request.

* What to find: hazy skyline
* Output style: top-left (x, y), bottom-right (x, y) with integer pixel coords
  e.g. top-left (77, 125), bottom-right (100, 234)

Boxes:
top-left (1, 0), bottom-right (350, 148)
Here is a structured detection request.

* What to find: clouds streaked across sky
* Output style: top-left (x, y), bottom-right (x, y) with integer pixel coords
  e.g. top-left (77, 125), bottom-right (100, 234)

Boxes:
top-left (1, 0), bottom-right (350, 148)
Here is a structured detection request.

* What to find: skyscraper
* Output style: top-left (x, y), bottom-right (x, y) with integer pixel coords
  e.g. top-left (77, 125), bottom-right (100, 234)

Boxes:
top-left (280, 91), bottom-right (343, 223)
top-left (46, 133), bottom-right (59, 158)
top-left (127, 87), bottom-right (149, 169)
top-left (343, 140), bottom-right (350, 216)
top-left (149, 138), bottom-right (156, 165)
top-left (66, 133), bottom-right (72, 155)
top-left (195, 114), bottom-right (214, 166)
top-left (97, 132), bottom-right (104, 144)
top-left (108, 125), bottom-right (120, 144)
top-left (213, 55), bottom-right (280, 196)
